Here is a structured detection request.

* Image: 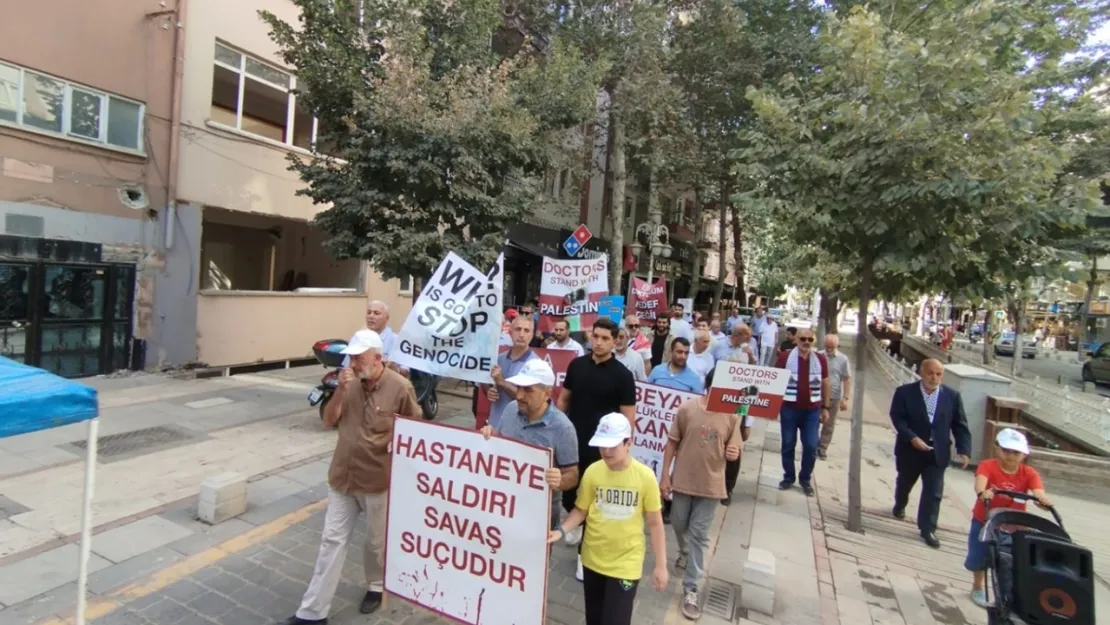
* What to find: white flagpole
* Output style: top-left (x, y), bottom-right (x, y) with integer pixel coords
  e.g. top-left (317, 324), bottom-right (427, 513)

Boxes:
top-left (75, 417), bottom-right (99, 625)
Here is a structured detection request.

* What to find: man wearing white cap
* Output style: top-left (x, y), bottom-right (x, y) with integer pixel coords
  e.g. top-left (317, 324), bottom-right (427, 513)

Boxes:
top-left (481, 358), bottom-right (580, 530)
top-left (549, 414), bottom-right (669, 625)
top-left (281, 329), bottom-right (421, 625)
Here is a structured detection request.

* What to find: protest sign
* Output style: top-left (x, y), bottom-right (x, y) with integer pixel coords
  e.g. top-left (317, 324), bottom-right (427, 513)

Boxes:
top-left (392, 253), bottom-right (503, 384)
top-left (629, 277), bottom-right (667, 321)
top-left (705, 360), bottom-right (788, 419)
top-left (474, 347), bottom-right (575, 429)
top-left (386, 419), bottom-right (550, 625)
top-left (598, 295), bottom-right (625, 324)
top-left (537, 256), bottom-right (608, 333)
top-left (678, 297), bottom-right (694, 322)
top-left (632, 382), bottom-right (701, 482)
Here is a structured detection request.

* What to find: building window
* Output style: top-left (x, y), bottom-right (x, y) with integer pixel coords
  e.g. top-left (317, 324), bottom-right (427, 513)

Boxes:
top-left (399, 275), bottom-right (413, 295)
top-left (0, 61), bottom-right (144, 152)
top-left (212, 42), bottom-right (332, 153)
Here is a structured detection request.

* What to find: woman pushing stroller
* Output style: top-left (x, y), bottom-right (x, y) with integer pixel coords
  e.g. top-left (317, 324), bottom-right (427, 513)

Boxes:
top-left (966, 428), bottom-right (1052, 608)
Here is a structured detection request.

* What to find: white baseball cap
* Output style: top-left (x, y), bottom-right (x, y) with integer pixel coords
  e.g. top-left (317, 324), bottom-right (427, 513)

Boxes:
top-left (505, 358), bottom-right (556, 387)
top-left (996, 428), bottom-right (1031, 455)
top-left (340, 329), bottom-right (384, 356)
top-left (588, 413), bottom-right (632, 448)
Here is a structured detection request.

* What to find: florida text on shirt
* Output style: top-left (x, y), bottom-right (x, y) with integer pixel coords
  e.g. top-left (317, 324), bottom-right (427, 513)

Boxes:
top-left (594, 486), bottom-right (640, 521)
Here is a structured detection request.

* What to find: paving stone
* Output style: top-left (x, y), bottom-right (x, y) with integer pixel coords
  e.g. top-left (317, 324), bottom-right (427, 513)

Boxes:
top-left (137, 597), bottom-right (195, 624)
top-left (238, 494), bottom-right (313, 526)
top-left (0, 581), bottom-right (78, 625)
top-left (228, 582), bottom-right (280, 609)
top-left (187, 592), bottom-right (239, 619)
top-left (198, 571), bottom-right (247, 595)
top-left (0, 544), bottom-right (111, 605)
top-left (162, 517), bottom-right (255, 556)
top-left (162, 579), bottom-right (210, 605)
top-left (90, 609), bottom-right (154, 625)
top-left (215, 607), bottom-right (268, 625)
top-left (93, 516), bottom-right (195, 563)
top-left (88, 547), bottom-right (186, 595)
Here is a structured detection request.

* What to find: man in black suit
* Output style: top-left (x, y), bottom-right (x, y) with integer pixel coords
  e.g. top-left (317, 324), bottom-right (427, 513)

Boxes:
top-left (889, 358), bottom-right (972, 548)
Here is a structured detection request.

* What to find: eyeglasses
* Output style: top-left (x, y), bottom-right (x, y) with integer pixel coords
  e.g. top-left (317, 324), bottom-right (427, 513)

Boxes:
top-left (797, 337), bottom-right (815, 343)
top-left (627, 325), bottom-right (640, 330)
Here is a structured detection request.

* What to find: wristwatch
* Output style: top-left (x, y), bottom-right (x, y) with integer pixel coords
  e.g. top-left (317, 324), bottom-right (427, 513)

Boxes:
top-left (555, 527), bottom-right (567, 541)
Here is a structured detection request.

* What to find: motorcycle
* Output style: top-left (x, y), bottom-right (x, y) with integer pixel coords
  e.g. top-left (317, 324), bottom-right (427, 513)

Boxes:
top-left (308, 339), bottom-right (347, 420)
top-left (308, 338), bottom-right (439, 421)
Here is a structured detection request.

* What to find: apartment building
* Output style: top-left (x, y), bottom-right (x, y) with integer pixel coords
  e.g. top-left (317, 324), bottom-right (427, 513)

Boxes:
top-left (0, 0), bottom-right (175, 377)
top-left (169, 0), bottom-right (412, 368)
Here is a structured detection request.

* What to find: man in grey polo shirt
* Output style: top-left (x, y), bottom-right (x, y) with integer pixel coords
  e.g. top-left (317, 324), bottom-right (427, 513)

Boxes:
top-left (481, 358), bottom-right (579, 529)
top-left (485, 315), bottom-right (540, 428)
top-left (817, 333), bottom-right (853, 460)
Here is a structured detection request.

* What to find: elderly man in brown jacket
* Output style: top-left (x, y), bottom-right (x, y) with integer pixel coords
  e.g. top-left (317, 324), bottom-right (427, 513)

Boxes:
top-left (280, 329), bottom-right (421, 625)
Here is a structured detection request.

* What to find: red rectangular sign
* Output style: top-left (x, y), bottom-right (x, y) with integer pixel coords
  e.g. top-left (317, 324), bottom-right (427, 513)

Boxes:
top-left (475, 347), bottom-right (577, 428)
top-left (705, 360), bottom-right (789, 420)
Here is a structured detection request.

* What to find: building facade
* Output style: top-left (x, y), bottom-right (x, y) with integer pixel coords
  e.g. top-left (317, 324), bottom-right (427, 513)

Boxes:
top-left (0, 0), bottom-right (175, 377)
top-left (168, 0), bottom-right (411, 368)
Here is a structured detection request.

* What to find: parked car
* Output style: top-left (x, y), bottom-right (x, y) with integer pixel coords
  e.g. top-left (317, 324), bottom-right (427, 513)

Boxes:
top-left (993, 332), bottom-right (1037, 359)
top-left (1081, 343), bottom-right (1110, 384)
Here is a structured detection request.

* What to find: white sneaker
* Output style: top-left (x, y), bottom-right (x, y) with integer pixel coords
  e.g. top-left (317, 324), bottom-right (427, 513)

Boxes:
top-left (970, 589), bottom-right (989, 608)
top-left (576, 555), bottom-right (584, 582)
top-left (565, 525), bottom-right (583, 546)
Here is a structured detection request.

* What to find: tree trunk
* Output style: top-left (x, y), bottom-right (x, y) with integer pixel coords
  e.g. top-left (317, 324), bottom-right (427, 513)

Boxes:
top-left (847, 260), bottom-right (873, 533)
top-left (711, 187), bottom-right (729, 315)
top-left (687, 188), bottom-right (704, 301)
top-left (1082, 254), bottom-right (1098, 357)
top-left (822, 288), bottom-right (840, 336)
top-left (730, 199), bottom-right (746, 301)
top-left (1009, 297), bottom-right (1024, 377)
top-left (606, 88), bottom-right (626, 294)
top-left (982, 309), bottom-right (993, 365)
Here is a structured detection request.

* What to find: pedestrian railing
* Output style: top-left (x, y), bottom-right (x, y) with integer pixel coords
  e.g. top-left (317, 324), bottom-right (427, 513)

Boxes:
top-left (902, 336), bottom-right (1110, 451)
top-left (864, 332), bottom-right (920, 386)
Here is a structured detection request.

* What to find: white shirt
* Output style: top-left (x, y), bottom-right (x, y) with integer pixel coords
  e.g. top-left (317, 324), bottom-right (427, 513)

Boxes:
top-left (711, 331), bottom-right (728, 345)
top-left (688, 347), bottom-right (716, 380)
top-left (550, 337), bottom-right (585, 357)
top-left (759, 321), bottom-right (779, 347)
top-left (614, 349), bottom-right (647, 381)
top-left (671, 318), bottom-right (695, 342)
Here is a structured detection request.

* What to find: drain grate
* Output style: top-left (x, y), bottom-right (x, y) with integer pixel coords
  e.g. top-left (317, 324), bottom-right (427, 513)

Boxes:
top-left (69, 426), bottom-right (201, 461)
top-left (703, 577), bottom-right (738, 620)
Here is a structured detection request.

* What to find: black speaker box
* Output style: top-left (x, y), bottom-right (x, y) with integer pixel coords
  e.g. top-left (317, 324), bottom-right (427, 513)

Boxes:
top-left (1011, 532), bottom-right (1095, 624)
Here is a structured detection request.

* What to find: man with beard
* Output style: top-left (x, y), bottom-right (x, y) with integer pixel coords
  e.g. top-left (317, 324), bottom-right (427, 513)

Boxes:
top-left (280, 330), bottom-right (420, 624)
top-left (484, 315), bottom-right (539, 429)
top-left (650, 314), bottom-right (675, 369)
top-left (773, 328), bottom-right (828, 497)
top-left (548, 317), bottom-right (586, 356)
top-left (557, 317), bottom-right (637, 582)
top-left (648, 338), bottom-right (704, 394)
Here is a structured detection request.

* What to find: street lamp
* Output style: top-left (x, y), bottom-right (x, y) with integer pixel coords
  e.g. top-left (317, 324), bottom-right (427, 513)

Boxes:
top-left (628, 207), bottom-right (672, 284)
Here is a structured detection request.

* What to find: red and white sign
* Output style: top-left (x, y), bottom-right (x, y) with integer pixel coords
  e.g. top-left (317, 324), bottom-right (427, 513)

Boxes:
top-left (386, 419), bottom-right (551, 625)
top-left (705, 361), bottom-right (789, 419)
top-left (629, 277), bottom-right (668, 321)
top-left (537, 256), bottom-right (609, 333)
top-left (632, 382), bottom-right (701, 482)
top-left (572, 224), bottom-right (592, 246)
top-left (475, 348), bottom-right (576, 429)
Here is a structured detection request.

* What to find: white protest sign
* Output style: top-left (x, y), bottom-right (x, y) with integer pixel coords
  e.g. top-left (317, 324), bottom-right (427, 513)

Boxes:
top-left (392, 253), bottom-right (503, 384)
top-left (386, 419), bottom-right (551, 625)
top-left (632, 382), bottom-right (701, 482)
top-left (537, 256), bottom-right (608, 333)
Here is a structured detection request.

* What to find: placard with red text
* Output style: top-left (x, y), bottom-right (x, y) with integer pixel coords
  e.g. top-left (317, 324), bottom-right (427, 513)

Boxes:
top-left (386, 418), bottom-right (551, 625)
top-left (474, 348), bottom-right (576, 429)
top-left (705, 361), bottom-right (789, 419)
top-left (632, 382), bottom-right (701, 482)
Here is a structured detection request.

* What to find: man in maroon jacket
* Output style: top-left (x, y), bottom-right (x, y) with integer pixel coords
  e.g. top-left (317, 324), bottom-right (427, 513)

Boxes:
top-left (774, 327), bottom-right (830, 497)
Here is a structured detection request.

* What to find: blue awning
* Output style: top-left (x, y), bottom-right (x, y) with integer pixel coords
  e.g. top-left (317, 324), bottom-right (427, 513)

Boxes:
top-left (0, 356), bottom-right (99, 439)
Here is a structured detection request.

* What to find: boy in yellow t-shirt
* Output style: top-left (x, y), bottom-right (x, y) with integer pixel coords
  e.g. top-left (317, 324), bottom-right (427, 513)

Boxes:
top-left (548, 413), bottom-right (669, 625)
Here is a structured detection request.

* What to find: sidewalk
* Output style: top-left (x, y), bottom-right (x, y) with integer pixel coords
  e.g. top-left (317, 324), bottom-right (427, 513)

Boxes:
top-left (722, 342), bottom-right (1110, 625)
top-left (0, 368), bottom-right (476, 623)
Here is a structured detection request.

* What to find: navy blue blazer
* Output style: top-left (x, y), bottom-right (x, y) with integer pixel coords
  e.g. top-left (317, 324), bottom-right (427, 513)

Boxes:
top-left (889, 382), bottom-right (972, 467)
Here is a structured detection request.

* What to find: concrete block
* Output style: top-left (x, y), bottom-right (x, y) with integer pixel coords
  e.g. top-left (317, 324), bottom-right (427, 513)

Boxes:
top-left (741, 581), bottom-right (776, 615)
top-left (1084, 382), bottom-right (1096, 393)
top-left (198, 471), bottom-right (247, 525)
top-left (763, 429), bottom-right (781, 453)
top-left (743, 547), bottom-right (777, 588)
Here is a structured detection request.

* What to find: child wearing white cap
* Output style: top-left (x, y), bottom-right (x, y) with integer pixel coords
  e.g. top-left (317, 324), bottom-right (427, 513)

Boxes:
top-left (548, 413), bottom-right (669, 625)
top-left (965, 428), bottom-right (1052, 607)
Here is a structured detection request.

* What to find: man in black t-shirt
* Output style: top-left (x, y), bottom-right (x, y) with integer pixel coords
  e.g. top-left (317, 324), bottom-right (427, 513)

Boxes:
top-left (556, 316), bottom-right (637, 582)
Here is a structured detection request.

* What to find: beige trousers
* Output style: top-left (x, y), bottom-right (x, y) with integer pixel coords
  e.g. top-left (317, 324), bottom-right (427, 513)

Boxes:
top-left (817, 401), bottom-right (842, 453)
top-left (296, 488), bottom-right (388, 621)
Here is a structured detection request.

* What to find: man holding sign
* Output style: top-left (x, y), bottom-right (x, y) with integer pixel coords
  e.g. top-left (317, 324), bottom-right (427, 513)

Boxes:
top-left (773, 327), bottom-right (830, 497)
top-left (485, 315), bottom-right (539, 429)
top-left (481, 358), bottom-right (579, 530)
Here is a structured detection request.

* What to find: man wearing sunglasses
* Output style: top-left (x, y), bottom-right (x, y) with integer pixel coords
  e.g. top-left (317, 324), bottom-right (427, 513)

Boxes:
top-left (773, 328), bottom-right (830, 497)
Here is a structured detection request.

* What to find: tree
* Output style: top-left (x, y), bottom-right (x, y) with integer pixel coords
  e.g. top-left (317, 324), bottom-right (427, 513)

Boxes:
top-left (739, 3), bottom-right (1101, 532)
top-left (261, 0), bottom-right (603, 282)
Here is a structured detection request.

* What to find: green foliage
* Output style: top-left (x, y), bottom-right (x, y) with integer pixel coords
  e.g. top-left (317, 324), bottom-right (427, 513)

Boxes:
top-left (261, 0), bottom-right (602, 280)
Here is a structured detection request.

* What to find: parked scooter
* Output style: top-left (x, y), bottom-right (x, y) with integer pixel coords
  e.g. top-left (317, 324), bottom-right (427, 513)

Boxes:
top-left (308, 338), bottom-right (439, 421)
top-left (308, 339), bottom-right (347, 420)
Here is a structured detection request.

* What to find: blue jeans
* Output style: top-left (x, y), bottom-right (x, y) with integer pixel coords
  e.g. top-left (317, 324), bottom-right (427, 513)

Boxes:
top-left (780, 405), bottom-right (820, 485)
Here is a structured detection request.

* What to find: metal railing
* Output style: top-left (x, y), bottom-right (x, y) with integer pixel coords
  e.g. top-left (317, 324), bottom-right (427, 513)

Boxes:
top-left (864, 331), bottom-right (921, 386)
top-left (901, 336), bottom-right (1110, 451)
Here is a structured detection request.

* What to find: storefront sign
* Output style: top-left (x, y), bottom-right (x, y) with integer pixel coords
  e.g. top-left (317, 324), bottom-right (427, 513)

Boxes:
top-left (632, 382), bottom-right (700, 481)
top-left (629, 277), bottom-right (668, 321)
top-left (475, 347), bottom-right (576, 428)
top-left (538, 256), bottom-right (609, 333)
top-left (393, 253), bottom-right (502, 384)
top-left (705, 361), bottom-right (788, 419)
top-left (386, 419), bottom-right (550, 625)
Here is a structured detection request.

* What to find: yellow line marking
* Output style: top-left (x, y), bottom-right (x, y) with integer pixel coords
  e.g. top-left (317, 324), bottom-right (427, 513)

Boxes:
top-left (36, 499), bottom-right (328, 625)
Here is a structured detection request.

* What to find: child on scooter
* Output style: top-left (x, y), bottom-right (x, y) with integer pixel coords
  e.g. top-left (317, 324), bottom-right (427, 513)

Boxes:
top-left (966, 428), bottom-right (1052, 607)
